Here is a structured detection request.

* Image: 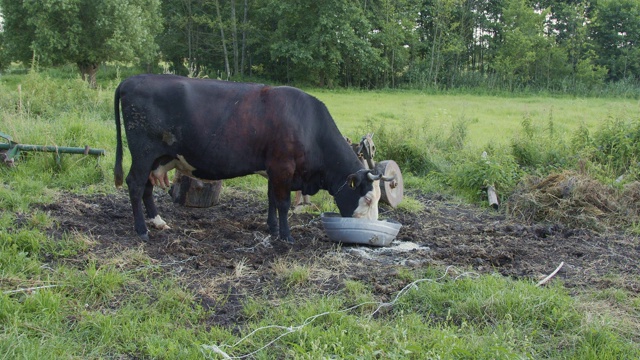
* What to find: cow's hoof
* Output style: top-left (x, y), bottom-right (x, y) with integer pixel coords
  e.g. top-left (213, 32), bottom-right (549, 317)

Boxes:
top-left (148, 215), bottom-right (170, 230)
top-left (280, 235), bottom-right (295, 244)
top-left (139, 232), bottom-right (150, 242)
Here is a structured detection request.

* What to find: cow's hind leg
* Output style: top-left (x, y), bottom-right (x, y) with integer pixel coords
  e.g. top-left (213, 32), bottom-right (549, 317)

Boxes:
top-left (143, 180), bottom-right (170, 230)
top-left (126, 170), bottom-right (150, 241)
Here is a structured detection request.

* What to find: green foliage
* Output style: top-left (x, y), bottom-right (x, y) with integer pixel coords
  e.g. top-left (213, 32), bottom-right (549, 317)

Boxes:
top-left (510, 114), bottom-right (573, 171)
top-left (261, 0), bottom-right (383, 87)
top-left (0, 71), bottom-right (112, 196)
top-left (366, 115), bottom-right (471, 177)
top-left (449, 148), bottom-right (522, 203)
top-left (1, 0), bottom-right (162, 85)
top-left (580, 118), bottom-right (640, 179)
top-left (491, 0), bottom-right (552, 90)
top-left (371, 121), bottom-right (442, 176)
top-left (1, 0), bottom-right (640, 91)
top-left (590, 0), bottom-right (640, 82)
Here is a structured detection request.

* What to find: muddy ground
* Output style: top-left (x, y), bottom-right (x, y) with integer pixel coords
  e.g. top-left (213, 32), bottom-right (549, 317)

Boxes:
top-left (41, 185), bottom-right (640, 327)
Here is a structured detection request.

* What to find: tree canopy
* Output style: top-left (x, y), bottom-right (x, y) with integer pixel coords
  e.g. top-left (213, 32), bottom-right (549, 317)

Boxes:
top-left (1, 0), bottom-right (639, 91)
top-left (1, 0), bottom-right (162, 87)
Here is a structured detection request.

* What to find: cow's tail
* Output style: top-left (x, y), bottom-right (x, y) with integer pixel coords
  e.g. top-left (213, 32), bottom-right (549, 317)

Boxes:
top-left (114, 82), bottom-right (124, 188)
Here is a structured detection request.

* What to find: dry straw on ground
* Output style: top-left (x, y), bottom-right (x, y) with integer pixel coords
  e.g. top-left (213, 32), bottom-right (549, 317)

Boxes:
top-left (507, 170), bottom-right (640, 231)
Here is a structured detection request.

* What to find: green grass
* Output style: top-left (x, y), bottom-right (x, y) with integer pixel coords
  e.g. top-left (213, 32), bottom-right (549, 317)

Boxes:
top-left (310, 89), bottom-right (638, 148)
top-left (200, 269), bottom-right (639, 359)
top-left (1, 67), bottom-right (639, 359)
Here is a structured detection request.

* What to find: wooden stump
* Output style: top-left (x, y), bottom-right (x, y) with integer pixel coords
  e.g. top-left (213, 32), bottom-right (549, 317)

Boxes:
top-left (170, 171), bottom-right (222, 208)
top-left (487, 185), bottom-right (499, 210)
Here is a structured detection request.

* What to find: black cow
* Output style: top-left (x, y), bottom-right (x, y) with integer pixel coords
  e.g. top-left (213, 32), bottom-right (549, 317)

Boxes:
top-left (114, 74), bottom-right (392, 242)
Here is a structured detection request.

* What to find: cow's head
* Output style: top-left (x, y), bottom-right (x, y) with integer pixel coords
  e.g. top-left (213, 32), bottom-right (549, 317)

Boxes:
top-left (334, 169), bottom-right (394, 220)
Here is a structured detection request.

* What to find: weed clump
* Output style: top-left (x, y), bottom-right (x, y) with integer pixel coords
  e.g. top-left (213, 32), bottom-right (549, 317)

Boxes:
top-left (507, 170), bottom-right (640, 231)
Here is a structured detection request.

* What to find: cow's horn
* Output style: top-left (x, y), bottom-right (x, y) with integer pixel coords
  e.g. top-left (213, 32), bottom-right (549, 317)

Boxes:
top-left (381, 174), bottom-right (396, 181)
top-left (367, 172), bottom-right (382, 181)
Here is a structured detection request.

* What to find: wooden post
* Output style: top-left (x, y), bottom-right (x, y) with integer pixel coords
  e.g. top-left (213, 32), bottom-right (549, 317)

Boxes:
top-left (170, 170), bottom-right (222, 208)
top-left (487, 185), bottom-right (499, 210)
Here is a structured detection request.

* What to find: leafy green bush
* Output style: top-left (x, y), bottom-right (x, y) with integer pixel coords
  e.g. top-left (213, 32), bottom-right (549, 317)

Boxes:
top-left (510, 115), bottom-right (573, 172)
top-left (578, 117), bottom-right (640, 179)
top-left (366, 120), bottom-right (440, 176)
top-left (449, 148), bottom-right (522, 203)
top-left (366, 116), bottom-right (472, 177)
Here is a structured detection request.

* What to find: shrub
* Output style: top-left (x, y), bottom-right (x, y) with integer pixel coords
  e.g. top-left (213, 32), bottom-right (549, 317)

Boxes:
top-left (449, 148), bottom-right (522, 204)
top-left (581, 118), bottom-right (640, 179)
top-left (510, 115), bottom-right (573, 172)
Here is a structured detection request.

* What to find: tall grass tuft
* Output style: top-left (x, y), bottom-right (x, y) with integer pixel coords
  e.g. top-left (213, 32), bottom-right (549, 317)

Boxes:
top-left (572, 117), bottom-right (640, 181)
top-left (510, 114), bottom-right (573, 172)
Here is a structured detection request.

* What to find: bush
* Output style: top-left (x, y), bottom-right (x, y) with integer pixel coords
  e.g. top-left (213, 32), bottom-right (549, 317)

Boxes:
top-left (366, 116), bottom-right (472, 177)
top-left (449, 148), bottom-right (522, 204)
top-left (579, 118), bottom-right (640, 179)
top-left (510, 115), bottom-right (573, 172)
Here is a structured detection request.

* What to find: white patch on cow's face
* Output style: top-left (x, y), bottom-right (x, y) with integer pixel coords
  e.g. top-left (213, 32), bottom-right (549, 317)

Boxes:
top-left (148, 215), bottom-right (170, 230)
top-left (352, 180), bottom-right (381, 220)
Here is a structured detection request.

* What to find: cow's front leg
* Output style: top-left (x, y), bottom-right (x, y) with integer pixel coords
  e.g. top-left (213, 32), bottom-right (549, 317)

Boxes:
top-left (267, 185), bottom-right (279, 237)
top-left (276, 195), bottom-right (294, 243)
top-left (267, 180), bottom-right (294, 243)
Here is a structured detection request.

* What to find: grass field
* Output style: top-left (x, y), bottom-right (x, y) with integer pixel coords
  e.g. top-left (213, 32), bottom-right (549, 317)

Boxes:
top-left (1, 69), bottom-right (639, 359)
top-left (310, 89), bottom-right (640, 148)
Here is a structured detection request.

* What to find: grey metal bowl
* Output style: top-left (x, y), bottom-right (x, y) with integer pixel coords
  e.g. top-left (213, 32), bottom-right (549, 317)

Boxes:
top-left (321, 212), bottom-right (402, 247)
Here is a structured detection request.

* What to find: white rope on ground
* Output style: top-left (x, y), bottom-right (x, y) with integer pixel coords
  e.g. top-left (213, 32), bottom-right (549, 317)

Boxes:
top-left (233, 233), bottom-right (273, 252)
top-left (201, 265), bottom-right (479, 359)
top-left (536, 261), bottom-right (564, 286)
top-left (3, 284), bottom-right (60, 294)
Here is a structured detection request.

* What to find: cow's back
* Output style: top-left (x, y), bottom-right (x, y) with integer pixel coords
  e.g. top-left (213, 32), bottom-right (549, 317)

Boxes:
top-left (117, 75), bottom-right (347, 181)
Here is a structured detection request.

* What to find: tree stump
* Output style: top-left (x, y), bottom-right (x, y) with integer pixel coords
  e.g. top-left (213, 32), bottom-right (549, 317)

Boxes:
top-left (170, 171), bottom-right (222, 208)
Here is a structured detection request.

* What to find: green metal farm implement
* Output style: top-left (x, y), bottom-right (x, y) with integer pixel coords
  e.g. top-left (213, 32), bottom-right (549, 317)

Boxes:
top-left (0, 131), bottom-right (105, 167)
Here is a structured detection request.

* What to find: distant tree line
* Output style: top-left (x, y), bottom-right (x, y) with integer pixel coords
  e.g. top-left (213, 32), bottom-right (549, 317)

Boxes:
top-left (1, 0), bottom-right (638, 91)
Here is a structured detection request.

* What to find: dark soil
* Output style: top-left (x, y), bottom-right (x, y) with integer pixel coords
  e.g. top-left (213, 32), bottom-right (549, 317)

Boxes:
top-left (41, 186), bottom-right (640, 328)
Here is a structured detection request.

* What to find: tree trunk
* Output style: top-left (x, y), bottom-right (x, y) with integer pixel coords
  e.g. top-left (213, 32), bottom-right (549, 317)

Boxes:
top-left (215, 0), bottom-right (231, 80)
top-left (231, 0), bottom-right (239, 76)
top-left (186, 0), bottom-right (194, 72)
top-left (241, 0), bottom-right (248, 77)
top-left (77, 62), bottom-right (99, 89)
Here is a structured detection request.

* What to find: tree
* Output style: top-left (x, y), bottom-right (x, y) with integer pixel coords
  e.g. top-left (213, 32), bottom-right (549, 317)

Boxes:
top-left (256, 0), bottom-right (379, 87)
top-left (0, 1), bottom-right (34, 71)
top-left (590, 0), bottom-right (640, 82)
top-left (416, 0), bottom-right (468, 88)
top-left (1, 0), bottom-right (163, 87)
top-left (540, 0), bottom-right (606, 89)
top-left (489, 0), bottom-right (551, 89)
top-left (369, 0), bottom-right (419, 88)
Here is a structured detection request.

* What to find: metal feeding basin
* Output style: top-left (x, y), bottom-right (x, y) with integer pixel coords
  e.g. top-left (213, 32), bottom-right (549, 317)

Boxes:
top-left (321, 212), bottom-right (402, 247)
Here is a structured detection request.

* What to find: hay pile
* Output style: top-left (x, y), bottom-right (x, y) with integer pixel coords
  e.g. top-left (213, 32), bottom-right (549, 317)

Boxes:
top-left (507, 171), bottom-right (640, 231)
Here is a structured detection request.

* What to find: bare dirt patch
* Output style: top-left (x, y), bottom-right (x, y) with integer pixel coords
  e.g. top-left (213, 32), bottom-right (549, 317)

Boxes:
top-left (41, 185), bottom-right (640, 327)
